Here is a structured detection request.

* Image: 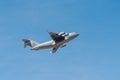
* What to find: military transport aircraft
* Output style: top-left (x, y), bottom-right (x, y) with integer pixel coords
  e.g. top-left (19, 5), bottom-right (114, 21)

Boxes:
top-left (22, 32), bottom-right (79, 54)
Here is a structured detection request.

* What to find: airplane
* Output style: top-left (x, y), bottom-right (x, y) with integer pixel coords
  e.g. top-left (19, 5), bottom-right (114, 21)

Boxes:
top-left (22, 32), bottom-right (79, 54)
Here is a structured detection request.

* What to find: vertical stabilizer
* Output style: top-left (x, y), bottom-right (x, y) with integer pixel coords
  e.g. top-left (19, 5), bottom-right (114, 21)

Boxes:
top-left (22, 39), bottom-right (38, 48)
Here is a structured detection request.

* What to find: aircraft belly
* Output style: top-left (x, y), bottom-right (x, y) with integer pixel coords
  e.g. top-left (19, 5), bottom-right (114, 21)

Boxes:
top-left (33, 40), bottom-right (55, 50)
top-left (37, 45), bottom-right (53, 50)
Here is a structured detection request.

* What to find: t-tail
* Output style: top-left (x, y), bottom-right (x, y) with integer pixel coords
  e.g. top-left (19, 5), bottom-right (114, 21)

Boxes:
top-left (22, 39), bottom-right (39, 48)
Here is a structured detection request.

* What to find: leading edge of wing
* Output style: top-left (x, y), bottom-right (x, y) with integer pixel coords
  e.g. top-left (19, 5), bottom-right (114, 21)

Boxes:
top-left (48, 32), bottom-right (64, 41)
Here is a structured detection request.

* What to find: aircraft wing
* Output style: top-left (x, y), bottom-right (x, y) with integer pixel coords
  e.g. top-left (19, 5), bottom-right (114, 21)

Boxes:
top-left (51, 46), bottom-right (59, 54)
top-left (48, 32), bottom-right (64, 42)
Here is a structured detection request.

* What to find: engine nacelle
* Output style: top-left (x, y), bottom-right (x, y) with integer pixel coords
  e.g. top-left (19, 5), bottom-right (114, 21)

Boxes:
top-left (58, 32), bottom-right (65, 35)
top-left (58, 32), bottom-right (69, 37)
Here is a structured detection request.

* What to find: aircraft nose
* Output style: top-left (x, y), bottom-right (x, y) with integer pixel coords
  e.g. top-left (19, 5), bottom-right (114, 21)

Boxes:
top-left (69, 32), bottom-right (79, 39)
top-left (73, 32), bottom-right (79, 37)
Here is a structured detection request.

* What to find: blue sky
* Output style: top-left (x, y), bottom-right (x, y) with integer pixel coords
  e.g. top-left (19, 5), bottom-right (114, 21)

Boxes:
top-left (0, 0), bottom-right (120, 80)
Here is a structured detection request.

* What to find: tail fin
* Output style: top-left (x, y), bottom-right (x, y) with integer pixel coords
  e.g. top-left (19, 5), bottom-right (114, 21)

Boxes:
top-left (22, 39), bottom-right (39, 48)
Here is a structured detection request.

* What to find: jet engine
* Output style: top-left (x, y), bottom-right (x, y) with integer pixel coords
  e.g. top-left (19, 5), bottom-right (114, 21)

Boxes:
top-left (58, 32), bottom-right (65, 35)
top-left (58, 32), bottom-right (69, 37)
